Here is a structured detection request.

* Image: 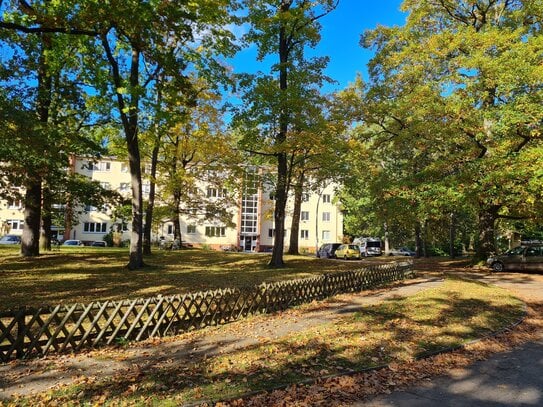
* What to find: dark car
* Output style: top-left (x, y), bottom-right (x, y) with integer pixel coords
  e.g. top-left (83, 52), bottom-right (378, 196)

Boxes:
top-left (487, 245), bottom-right (543, 272)
top-left (316, 243), bottom-right (342, 259)
top-left (0, 234), bottom-right (21, 245)
top-left (91, 240), bottom-right (107, 247)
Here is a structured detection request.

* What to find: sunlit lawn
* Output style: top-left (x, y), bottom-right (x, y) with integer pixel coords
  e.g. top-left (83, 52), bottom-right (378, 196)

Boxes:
top-left (12, 278), bottom-right (525, 406)
top-left (0, 245), bottom-right (383, 310)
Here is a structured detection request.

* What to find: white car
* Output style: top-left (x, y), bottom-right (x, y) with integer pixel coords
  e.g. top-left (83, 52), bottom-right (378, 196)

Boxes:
top-left (388, 247), bottom-right (416, 256)
top-left (63, 239), bottom-right (84, 246)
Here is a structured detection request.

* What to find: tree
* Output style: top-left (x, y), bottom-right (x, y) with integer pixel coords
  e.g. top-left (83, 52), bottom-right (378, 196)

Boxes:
top-left (153, 76), bottom-right (240, 245)
top-left (359, 0), bottom-right (543, 261)
top-left (1, 1), bottom-right (239, 267)
top-left (237, 0), bottom-right (339, 267)
top-left (0, 3), bottom-right (105, 256)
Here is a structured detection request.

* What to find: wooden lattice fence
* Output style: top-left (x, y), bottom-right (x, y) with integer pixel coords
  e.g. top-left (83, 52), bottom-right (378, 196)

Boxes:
top-left (0, 261), bottom-right (413, 362)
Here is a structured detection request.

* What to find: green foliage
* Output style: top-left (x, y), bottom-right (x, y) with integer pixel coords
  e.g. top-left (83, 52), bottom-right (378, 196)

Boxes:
top-left (347, 0), bottom-right (543, 256)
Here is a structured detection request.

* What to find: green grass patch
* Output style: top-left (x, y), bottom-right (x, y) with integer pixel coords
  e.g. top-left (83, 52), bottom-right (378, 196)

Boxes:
top-left (14, 278), bottom-right (524, 406)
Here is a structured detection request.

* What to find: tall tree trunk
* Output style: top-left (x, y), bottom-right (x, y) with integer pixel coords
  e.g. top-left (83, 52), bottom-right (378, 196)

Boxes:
top-left (422, 220), bottom-right (429, 258)
top-left (143, 78), bottom-right (162, 255)
top-left (449, 212), bottom-right (456, 259)
top-left (143, 133), bottom-right (160, 255)
top-left (269, 2), bottom-right (291, 267)
top-left (40, 183), bottom-right (52, 251)
top-left (173, 190), bottom-right (182, 242)
top-left (474, 205), bottom-right (500, 262)
top-left (102, 37), bottom-right (145, 269)
top-left (22, 33), bottom-right (52, 257)
top-left (288, 171), bottom-right (304, 255)
top-left (383, 222), bottom-right (390, 254)
top-left (414, 222), bottom-right (422, 258)
top-left (21, 177), bottom-right (41, 256)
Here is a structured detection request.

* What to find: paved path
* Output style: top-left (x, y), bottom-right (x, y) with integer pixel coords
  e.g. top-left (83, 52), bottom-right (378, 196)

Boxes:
top-left (0, 276), bottom-right (443, 401)
top-left (356, 272), bottom-right (543, 407)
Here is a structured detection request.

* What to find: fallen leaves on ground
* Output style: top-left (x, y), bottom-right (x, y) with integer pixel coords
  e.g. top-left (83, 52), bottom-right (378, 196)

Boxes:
top-left (214, 301), bottom-right (543, 406)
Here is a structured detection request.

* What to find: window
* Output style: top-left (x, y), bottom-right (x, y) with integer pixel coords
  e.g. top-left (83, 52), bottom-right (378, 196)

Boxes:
top-left (121, 163), bottom-right (129, 173)
top-left (89, 161), bottom-right (111, 172)
top-left (205, 226), bottom-right (226, 237)
top-left (167, 224), bottom-right (174, 235)
top-left (142, 183), bottom-right (151, 194)
top-left (83, 222), bottom-right (107, 233)
top-left (301, 230), bottom-right (309, 240)
top-left (84, 205), bottom-right (97, 212)
top-left (301, 211), bottom-right (309, 221)
top-left (322, 212), bottom-right (331, 222)
top-left (322, 230), bottom-right (331, 241)
top-left (7, 219), bottom-right (24, 230)
top-left (187, 224), bottom-right (196, 234)
top-left (322, 194), bottom-right (331, 203)
top-left (302, 193), bottom-right (309, 202)
top-left (7, 199), bottom-right (22, 209)
top-left (206, 187), bottom-right (227, 198)
top-left (526, 247), bottom-right (543, 256)
top-left (269, 192), bottom-right (276, 200)
top-left (99, 182), bottom-right (110, 190)
top-left (119, 182), bottom-right (130, 192)
top-left (143, 163), bottom-right (152, 174)
top-left (268, 228), bottom-right (275, 238)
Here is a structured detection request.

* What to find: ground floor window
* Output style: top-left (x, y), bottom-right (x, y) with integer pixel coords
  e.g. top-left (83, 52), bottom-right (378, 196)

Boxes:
top-left (7, 219), bottom-right (24, 230)
top-left (187, 224), bottom-right (196, 234)
top-left (84, 222), bottom-right (107, 233)
top-left (322, 230), bottom-right (330, 241)
top-left (205, 226), bottom-right (225, 237)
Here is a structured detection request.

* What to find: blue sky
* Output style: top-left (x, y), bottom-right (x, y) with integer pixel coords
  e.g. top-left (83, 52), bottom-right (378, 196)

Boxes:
top-left (230, 0), bottom-right (406, 93)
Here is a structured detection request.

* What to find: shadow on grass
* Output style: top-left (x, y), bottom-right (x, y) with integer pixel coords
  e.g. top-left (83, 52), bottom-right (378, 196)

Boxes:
top-left (19, 280), bottom-right (525, 406)
top-left (0, 249), bottom-right (359, 310)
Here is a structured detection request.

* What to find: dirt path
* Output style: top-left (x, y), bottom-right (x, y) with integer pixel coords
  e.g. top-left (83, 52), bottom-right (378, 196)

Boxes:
top-left (0, 276), bottom-right (443, 401)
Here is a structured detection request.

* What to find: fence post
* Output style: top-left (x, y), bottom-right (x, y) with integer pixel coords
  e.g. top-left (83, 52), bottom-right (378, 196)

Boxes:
top-left (15, 308), bottom-right (26, 359)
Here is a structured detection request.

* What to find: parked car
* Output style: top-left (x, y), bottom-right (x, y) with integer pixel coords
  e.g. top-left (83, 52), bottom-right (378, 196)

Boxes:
top-left (91, 240), bottom-right (107, 247)
top-left (316, 243), bottom-right (342, 259)
top-left (0, 234), bottom-right (21, 245)
top-left (487, 245), bottom-right (543, 272)
top-left (388, 247), bottom-right (416, 256)
top-left (63, 239), bottom-right (84, 246)
top-left (335, 244), bottom-right (362, 260)
top-left (353, 237), bottom-right (382, 256)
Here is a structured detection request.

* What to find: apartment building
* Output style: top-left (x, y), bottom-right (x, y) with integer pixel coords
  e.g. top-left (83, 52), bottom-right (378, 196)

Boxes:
top-left (0, 157), bottom-right (344, 252)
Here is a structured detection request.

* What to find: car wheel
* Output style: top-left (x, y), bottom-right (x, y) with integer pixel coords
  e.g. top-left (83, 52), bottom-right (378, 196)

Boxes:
top-left (492, 262), bottom-right (504, 272)
top-left (344, 255), bottom-right (348, 260)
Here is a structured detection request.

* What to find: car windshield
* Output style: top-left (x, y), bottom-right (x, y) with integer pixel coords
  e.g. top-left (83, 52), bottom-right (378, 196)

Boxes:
top-left (366, 241), bottom-right (380, 248)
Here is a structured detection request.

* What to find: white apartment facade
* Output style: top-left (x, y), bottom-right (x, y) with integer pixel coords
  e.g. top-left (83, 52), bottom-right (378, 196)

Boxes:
top-left (0, 157), bottom-right (344, 253)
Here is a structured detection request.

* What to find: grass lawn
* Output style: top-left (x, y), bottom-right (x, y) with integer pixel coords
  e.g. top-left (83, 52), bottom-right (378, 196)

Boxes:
top-left (0, 246), bottom-right (384, 310)
top-left (9, 277), bottom-right (524, 406)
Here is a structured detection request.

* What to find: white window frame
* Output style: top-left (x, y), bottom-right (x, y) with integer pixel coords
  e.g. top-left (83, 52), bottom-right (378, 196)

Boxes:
top-left (7, 219), bottom-right (24, 230)
top-left (84, 222), bottom-right (107, 233)
top-left (300, 229), bottom-right (309, 240)
top-left (322, 212), bottom-right (331, 222)
top-left (322, 194), bottom-right (331, 203)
